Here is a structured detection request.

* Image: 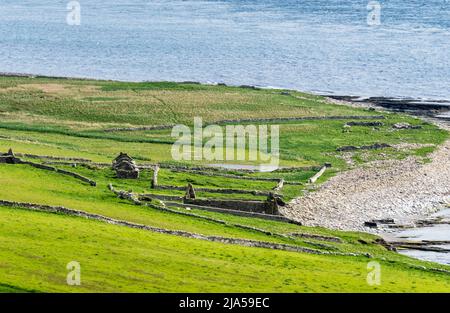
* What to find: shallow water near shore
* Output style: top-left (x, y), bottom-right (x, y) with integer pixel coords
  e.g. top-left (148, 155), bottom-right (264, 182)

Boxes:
top-left (392, 209), bottom-right (450, 265)
top-left (0, 0), bottom-right (449, 99)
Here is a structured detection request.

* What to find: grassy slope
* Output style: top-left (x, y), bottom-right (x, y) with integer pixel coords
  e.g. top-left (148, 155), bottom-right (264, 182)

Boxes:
top-left (1, 163), bottom-right (449, 279)
top-left (1, 206), bottom-right (449, 293)
top-left (0, 76), bottom-right (449, 292)
top-left (0, 76), bottom-right (446, 169)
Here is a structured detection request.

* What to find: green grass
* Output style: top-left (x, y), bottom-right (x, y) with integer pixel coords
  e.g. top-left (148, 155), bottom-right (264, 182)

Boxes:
top-left (0, 77), bottom-right (375, 127)
top-left (1, 163), bottom-right (449, 273)
top-left (0, 164), bottom-right (300, 245)
top-left (0, 76), bottom-right (449, 292)
top-left (1, 206), bottom-right (449, 292)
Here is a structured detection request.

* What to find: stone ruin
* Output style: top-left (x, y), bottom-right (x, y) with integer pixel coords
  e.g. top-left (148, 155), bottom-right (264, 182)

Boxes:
top-left (184, 183), bottom-right (196, 199)
top-left (0, 149), bottom-right (21, 164)
top-left (112, 153), bottom-right (140, 179)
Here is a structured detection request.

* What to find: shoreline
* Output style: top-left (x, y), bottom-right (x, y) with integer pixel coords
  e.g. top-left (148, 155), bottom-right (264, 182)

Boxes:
top-left (282, 96), bottom-right (450, 230)
top-left (2, 72), bottom-right (450, 117)
top-left (3, 72), bottom-right (449, 233)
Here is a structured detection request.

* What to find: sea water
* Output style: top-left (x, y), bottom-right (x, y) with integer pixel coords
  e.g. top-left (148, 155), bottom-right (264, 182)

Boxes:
top-left (0, 0), bottom-right (449, 99)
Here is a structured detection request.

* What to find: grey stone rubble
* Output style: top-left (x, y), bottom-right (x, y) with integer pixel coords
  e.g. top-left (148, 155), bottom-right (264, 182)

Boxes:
top-left (393, 122), bottom-right (422, 129)
top-left (108, 184), bottom-right (141, 205)
top-left (345, 121), bottom-right (384, 127)
top-left (336, 143), bottom-right (392, 152)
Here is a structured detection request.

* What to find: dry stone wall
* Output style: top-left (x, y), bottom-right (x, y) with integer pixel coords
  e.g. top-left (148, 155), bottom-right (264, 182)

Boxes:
top-left (0, 199), bottom-right (358, 256)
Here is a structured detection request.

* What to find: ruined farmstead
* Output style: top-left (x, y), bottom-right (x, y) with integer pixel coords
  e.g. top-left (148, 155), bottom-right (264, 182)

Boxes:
top-left (112, 153), bottom-right (140, 179)
top-left (0, 149), bottom-right (21, 164)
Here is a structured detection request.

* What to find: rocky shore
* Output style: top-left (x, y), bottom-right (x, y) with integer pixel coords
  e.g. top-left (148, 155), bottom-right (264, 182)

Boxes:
top-left (282, 101), bottom-right (450, 232)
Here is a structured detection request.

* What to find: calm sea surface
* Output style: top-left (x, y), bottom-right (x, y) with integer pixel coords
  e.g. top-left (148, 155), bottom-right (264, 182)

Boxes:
top-left (0, 0), bottom-right (449, 98)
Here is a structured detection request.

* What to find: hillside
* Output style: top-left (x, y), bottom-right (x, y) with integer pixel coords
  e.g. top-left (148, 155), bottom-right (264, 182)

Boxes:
top-left (0, 75), bottom-right (448, 292)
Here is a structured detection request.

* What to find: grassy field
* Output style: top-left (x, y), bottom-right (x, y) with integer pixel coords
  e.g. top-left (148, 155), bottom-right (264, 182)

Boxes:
top-left (0, 76), bottom-right (449, 292)
top-left (1, 206), bottom-right (450, 293)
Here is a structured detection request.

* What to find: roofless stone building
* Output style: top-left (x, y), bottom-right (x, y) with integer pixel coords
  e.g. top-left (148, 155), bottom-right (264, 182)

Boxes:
top-left (0, 149), bottom-right (20, 164)
top-left (112, 153), bottom-right (140, 179)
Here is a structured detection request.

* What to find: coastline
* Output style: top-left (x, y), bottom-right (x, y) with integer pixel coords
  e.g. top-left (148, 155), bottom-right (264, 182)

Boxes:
top-left (281, 97), bottom-right (450, 264)
top-left (1, 73), bottom-right (449, 289)
top-left (2, 72), bottom-right (450, 118)
top-left (3, 72), bottom-right (449, 233)
top-left (282, 128), bottom-right (450, 231)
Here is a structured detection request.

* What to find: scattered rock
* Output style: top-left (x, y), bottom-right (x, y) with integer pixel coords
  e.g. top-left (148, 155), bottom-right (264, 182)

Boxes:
top-left (393, 122), bottom-right (422, 129)
top-left (372, 218), bottom-right (395, 224)
top-left (345, 121), bottom-right (384, 127)
top-left (336, 143), bottom-right (391, 152)
top-left (364, 221), bottom-right (378, 228)
top-left (281, 125), bottom-right (450, 232)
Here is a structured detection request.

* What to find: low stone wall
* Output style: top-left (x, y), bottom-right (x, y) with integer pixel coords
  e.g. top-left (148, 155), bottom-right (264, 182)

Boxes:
top-left (0, 199), bottom-right (352, 256)
top-left (103, 125), bottom-right (174, 133)
top-left (213, 115), bottom-right (386, 125)
top-left (0, 155), bottom-right (21, 164)
top-left (15, 153), bottom-right (92, 163)
top-left (55, 168), bottom-right (97, 186)
top-left (166, 167), bottom-right (280, 181)
top-left (308, 166), bottom-right (327, 184)
top-left (166, 201), bottom-right (299, 224)
top-left (109, 185), bottom-right (299, 225)
top-left (288, 232), bottom-right (343, 243)
top-left (108, 184), bottom-right (141, 205)
top-left (139, 194), bottom-right (183, 202)
top-left (102, 115), bottom-right (385, 133)
top-left (192, 187), bottom-right (272, 196)
top-left (19, 160), bottom-right (96, 186)
top-left (164, 167), bottom-right (304, 185)
top-left (336, 143), bottom-right (391, 152)
top-left (153, 185), bottom-right (185, 191)
top-left (273, 179), bottom-right (284, 191)
top-left (345, 121), bottom-right (384, 127)
top-left (154, 185), bottom-right (273, 196)
top-left (184, 198), bottom-right (279, 215)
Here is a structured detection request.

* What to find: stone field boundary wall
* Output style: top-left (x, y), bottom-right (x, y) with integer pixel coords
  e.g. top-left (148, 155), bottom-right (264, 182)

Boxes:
top-left (19, 160), bottom-right (96, 186)
top-left (103, 115), bottom-right (386, 132)
top-left (183, 198), bottom-right (279, 215)
top-left (0, 199), bottom-right (357, 257)
top-left (153, 185), bottom-right (274, 197)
